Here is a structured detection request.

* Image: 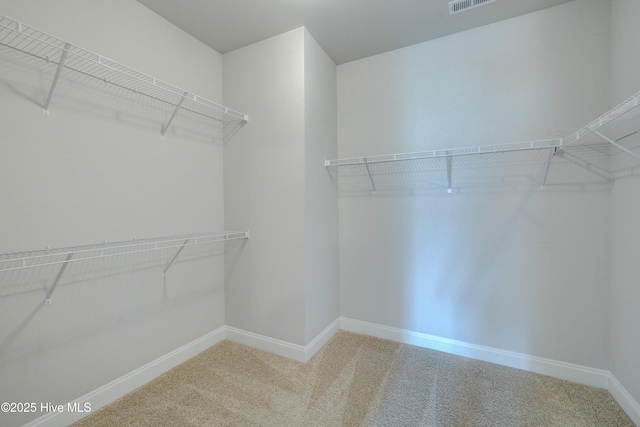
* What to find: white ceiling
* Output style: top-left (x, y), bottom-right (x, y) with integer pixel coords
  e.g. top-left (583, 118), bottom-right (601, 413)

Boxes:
top-left (136, 0), bottom-right (575, 65)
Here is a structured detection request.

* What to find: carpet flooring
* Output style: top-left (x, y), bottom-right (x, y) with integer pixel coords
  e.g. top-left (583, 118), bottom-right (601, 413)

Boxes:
top-left (73, 331), bottom-right (634, 426)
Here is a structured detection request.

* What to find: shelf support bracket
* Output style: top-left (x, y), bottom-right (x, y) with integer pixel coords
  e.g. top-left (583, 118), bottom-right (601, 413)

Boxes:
top-left (43, 42), bottom-right (72, 116)
top-left (161, 92), bottom-right (188, 140)
top-left (556, 150), bottom-right (611, 181)
top-left (446, 154), bottom-right (453, 193)
top-left (163, 239), bottom-right (189, 276)
top-left (593, 130), bottom-right (640, 162)
top-left (363, 158), bottom-right (376, 193)
top-left (540, 146), bottom-right (556, 190)
top-left (44, 252), bottom-right (73, 305)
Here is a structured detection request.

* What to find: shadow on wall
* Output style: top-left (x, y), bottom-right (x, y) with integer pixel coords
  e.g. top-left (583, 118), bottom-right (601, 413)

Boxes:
top-left (224, 238), bottom-right (247, 288)
top-left (336, 139), bottom-right (612, 360)
top-left (0, 245), bottom-right (220, 355)
top-left (396, 189), bottom-right (536, 348)
top-left (0, 242), bottom-right (229, 422)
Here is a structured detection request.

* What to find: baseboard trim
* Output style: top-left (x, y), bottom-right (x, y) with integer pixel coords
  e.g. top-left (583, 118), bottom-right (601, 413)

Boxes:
top-left (304, 318), bottom-right (341, 362)
top-left (24, 321), bottom-right (340, 426)
top-left (225, 326), bottom-right (308, 362)
top-left (225, 318), bottom-right (340, 363)
top-left (339, 317), bottom-right (610, 389)
top-left (608, 373), bottom-right (640, 426)
top-left (24, 327), bottom-right (226, 427)
top-left (340, 317), bottom-right (640, 424)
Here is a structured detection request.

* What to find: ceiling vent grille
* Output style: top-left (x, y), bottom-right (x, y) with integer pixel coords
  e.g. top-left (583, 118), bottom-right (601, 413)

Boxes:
top-left (449, 0), bottom-right (496, 15)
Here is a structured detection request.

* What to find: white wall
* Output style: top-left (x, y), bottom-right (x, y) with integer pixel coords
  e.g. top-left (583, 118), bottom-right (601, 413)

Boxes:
top-left (303, 30), bottom-right (339, 344)
top-left (337, 0), bottom-right (612, 369)
top-left (610, 0), bottom-right (640, 407)
top-left (223, 28), bottom-right (339, 347)
top-left (0, 1), bottom-right (226, 425)
top-left (223, 28), bottom-right (308, 345)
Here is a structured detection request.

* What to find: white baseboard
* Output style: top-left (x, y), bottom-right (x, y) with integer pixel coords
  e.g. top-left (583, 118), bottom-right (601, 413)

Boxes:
top-left (608, 373), bottom-right (640, 426)
top-left (303, 318), bottom-right (341, 362)
top-left (24, 327), bottom-right (226, 427)
top-left (340, 317), bottom-right (640, 425)
top-left (225, 318), bottom-right (340, 363)
top-left (23, 320), bottom-right (340, 426)
top-left (225, 326), bottom-right (308, 362)
top-left (339, 317), bottom-right (610, 388)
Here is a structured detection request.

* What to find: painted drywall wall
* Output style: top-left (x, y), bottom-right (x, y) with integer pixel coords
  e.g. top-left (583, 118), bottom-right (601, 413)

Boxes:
top-left (337, 0), bottom-right (612, 369)
top-left (223, 28), bottom-right (339, 347)
top-left (223, 28), bottom-right (307, 345)
top-left (610, 0), bottom-right (640, 407)
top-left (0, 1), bottom-right (226, 425)
top-left (303, 29), bottom-right (339, 345)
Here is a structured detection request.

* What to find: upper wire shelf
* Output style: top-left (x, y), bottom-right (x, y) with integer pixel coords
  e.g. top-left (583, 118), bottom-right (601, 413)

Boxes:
top-left (326, 89), bottom-right (640, 194)
top-left (562, 90), bottom-right (640, 148)
top-left (0, 14), bottom-right (248, 137)
top-left (559, 90), bottom-right (640, 162)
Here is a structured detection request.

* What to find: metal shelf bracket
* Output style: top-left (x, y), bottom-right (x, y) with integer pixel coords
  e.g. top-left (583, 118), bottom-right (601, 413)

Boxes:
top-left (43, 42), bottom-right (71, 116)
top-left (363, 158), bottom-right (377, 193)
top-left (540, 146), bottom-right (557, 190)
top-left (160, 92), bottom-right (188, 140)
top-left (593, 130), bottom-right (640, 162)
top-left (446, 153), bottom-right (453, 193)
top-left (44, 252), bottom-right (73, 305)
top-left (162, 238), bottom-right (189, 276)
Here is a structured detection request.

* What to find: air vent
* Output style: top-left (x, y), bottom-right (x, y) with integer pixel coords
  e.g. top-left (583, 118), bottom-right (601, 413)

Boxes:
top-left (449, 0), bottom-right (496, 15)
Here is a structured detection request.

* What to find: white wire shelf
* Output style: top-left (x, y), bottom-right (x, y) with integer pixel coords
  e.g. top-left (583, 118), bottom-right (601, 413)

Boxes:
top-left (0, 14), bottom-right (248, 137)
top-left (325, 139), bottom-right (562, 167)
top-left (562, 91), bottom-right (640, 148)
top-left (325, 139), bottom-right (562, 193)
top-left (0, 230), bottom-right (249, 274)
top-left (559, 90), bottom-right (640, 162)
top-left (0, 230), bottom-right (249, 305)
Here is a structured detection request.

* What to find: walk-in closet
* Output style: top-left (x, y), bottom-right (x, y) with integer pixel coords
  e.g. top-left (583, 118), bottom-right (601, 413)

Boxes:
top-left (1, 0), bottom-right (638, 425)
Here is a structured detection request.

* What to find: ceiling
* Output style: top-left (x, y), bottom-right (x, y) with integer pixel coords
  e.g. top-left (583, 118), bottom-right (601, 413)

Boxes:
top-left (136, 0), bottom-right (575, 65)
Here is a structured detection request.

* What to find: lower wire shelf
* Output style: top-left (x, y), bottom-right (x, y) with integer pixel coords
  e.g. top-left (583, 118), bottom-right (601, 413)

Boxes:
top-left (0, 230), bottom-right (250, 304)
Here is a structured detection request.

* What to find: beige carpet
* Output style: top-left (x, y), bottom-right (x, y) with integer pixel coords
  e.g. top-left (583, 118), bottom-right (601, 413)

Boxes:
top-left (74, 331), bottom-right (634, 426)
